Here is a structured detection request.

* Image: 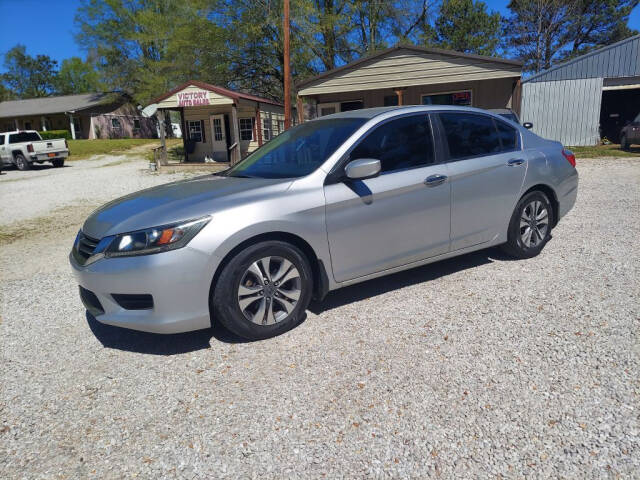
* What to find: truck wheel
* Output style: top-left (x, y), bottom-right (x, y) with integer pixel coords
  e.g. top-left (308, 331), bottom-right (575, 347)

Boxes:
top-left (52, 159), bottom-right (64, 168)
top-left (15, 154), bottom-right (30, 171)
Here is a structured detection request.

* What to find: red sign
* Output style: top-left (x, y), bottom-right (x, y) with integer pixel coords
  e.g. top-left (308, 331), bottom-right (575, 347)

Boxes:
top-left (177, 90), bottom-right (210, 107)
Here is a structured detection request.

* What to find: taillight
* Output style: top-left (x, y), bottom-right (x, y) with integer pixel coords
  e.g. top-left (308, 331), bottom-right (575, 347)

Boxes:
top-left (27, 144), bottom-right (34, 153)
top-left (562, 148), bottom-right (576, 168)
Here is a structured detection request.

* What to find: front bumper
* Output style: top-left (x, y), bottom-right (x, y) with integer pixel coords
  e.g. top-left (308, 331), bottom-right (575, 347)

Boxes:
top-left (70, 246), bottom-right (222, 334)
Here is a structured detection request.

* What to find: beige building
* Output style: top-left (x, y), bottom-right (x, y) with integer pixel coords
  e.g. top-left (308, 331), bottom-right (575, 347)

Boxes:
top-left (0, 93), bottom-right (156, 139)
top-left (296, 45), bottom-right (523, 119)
top-left (152, 81), bottom-right (285, 163)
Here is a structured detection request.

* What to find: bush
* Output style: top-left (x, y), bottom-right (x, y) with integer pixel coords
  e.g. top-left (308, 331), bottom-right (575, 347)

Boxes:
top-left (38, 130), bottom-right (72, 140)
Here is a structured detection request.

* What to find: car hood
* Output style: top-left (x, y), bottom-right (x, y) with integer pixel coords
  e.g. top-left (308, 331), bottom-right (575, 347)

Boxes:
top-left (82, 175), bottom-right (292, 239)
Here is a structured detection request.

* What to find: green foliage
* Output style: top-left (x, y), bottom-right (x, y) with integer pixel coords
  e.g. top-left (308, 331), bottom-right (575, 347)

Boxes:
top-left (423, 0), bottom-right (501, 56)
top-left (2, 45), bottom-right (58, 98)
top-left (504, 0), bottom-right (639, 72)
top-left (39, 130), bottom-right (72, 140)
top-left (56, 57), bottom-right (102, 94)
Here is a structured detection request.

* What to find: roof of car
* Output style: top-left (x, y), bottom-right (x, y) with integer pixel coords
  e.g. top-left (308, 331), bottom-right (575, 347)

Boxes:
top-left (314, 105), bottom-right (499, 120)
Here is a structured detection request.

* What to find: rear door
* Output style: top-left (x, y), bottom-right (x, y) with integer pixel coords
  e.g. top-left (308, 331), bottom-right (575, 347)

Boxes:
top-left (437, 112), bottom-right (526, 251)
top-left (324, 114), bottom-right (451, 282)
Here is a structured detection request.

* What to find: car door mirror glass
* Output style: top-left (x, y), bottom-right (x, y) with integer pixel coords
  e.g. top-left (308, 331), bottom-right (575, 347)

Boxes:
top-left (345, 158), bottom-right (381, 180)
top-left (523, 122), bottom-right (533, 129)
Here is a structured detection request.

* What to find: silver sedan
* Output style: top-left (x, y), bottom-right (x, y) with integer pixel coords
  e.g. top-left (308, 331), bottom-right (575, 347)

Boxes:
top-left (70, 106), bottom-right (578, 339)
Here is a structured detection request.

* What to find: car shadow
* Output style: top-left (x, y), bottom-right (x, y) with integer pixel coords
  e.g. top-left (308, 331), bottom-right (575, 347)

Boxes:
top-left (309, 247), bottom-right (511, 314)
top-left (86, 247), bottom-right (511, 355)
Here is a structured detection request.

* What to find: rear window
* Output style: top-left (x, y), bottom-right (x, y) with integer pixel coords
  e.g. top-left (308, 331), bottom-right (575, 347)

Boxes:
top-left (439, 112), bottom-right (501, 159)
top-left (9, 132), bottom-right (41, 143)
top-left (0, 135), bottom-right (4, 145)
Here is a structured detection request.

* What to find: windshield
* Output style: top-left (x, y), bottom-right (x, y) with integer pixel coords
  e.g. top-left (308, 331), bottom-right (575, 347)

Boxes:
top-left (226, 118), bottom-right (366, 179)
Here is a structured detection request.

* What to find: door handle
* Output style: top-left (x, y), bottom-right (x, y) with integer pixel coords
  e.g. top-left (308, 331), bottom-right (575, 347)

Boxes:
top-left (507, 158), bottom-right (525, 166)
top-left (424, 174), bottom-right (447, 187)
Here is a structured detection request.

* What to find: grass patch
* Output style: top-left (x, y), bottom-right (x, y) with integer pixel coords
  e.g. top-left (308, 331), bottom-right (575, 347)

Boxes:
top-left (68, 138), bottom-right (181, 161)
top-left (569, 144), bottom-right (640, 158)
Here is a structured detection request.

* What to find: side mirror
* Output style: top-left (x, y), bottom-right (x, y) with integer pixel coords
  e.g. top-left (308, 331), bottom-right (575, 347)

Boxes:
top-left (344, 158), bottom-right (381, 180)
top-left (523, 122), bottom-right (533, 129)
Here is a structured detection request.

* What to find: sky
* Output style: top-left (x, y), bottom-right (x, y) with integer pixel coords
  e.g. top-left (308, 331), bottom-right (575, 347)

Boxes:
top-left (1, 0), bottom-right (639, 69)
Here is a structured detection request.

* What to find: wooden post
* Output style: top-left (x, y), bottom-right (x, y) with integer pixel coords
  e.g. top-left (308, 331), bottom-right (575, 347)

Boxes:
top-left (41, 116), bottom-right (47, 131)
top-left (256, 103), bottom-right (263, 146)
top-left (156, 111), bottom-right (167, 165)
top-left (296, 96), bottom-right (304, 124)
top-left (179, 107), bottom-right (188, 163)
top-left (283, 0), bottom-right (291, 129)
top-left (231, 104), bottom-right (241, 165)
top-left (394, 88), bottom-right (405, 106)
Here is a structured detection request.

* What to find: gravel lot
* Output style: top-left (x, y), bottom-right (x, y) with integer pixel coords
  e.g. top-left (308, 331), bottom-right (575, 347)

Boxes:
top-left (1, 156), bottom-right (639, 479)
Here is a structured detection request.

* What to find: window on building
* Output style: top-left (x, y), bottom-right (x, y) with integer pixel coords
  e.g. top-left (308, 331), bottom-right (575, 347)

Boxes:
top-left (318, 103), bottom-right (339, 117)
top-left (494, 119), bottom-right (519, 152)
top-left (384, 95), bottom-right (399, 106)
top-left (111, 117), bottom-right (122, 129)
top-left (263, 118), bottom-right (272, 141)
top-left (278, 120), bottom-right (285, 135)
top-left (340, 100), bottom-right (364, 112)
top-left (133, 118), bottom-right (141, 131)
top-left (24, 121), bottom-right (32, 130)
top-left (187, 120), bottom-right (203, 142)
top-left (212, 118), bottom-right (224, 141)
top-left (350, 115), bottom-right (435, 173)
top-left (422, 90), bottom-right (472, 106)
top-left (439, 112), bottom-right (501, 159)
top-left (272, 119), bottom-right (280, 137)
top-left (239, 118), bottom-right (254, 141)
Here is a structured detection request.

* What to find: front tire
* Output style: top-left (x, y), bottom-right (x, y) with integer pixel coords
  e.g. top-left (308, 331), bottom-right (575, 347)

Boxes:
top-left (501, 191), bottom-right (554, 259)
top-left (15, 154), bottom-right (30, 171)
top-left (212, 241), bottom-right (313, 340)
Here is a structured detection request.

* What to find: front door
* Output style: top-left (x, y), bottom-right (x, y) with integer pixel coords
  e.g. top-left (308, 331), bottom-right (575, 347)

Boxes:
top-left (210, 114), bottom-right (228, 162)
top-left (437, 111), bottom-right (527, 250)
top-left (324, 114), bottom-right (451, 283)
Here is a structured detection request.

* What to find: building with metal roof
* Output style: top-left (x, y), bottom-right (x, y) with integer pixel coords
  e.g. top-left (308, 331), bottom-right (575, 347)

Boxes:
top-left (520, 35), bottom-right (640, 146)
top-left (0, 92), bottom-right (156, 140)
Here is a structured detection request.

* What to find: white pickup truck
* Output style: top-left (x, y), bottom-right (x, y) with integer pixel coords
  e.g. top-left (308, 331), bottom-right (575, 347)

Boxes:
top-left (0, 130), bottom-right (70, 171)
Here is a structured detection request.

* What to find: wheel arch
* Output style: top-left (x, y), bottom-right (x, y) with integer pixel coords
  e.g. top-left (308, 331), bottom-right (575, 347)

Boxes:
top-left (208, 231), bottom-right (330, 317)
top-left (522, 184), bottom-right (559, 227)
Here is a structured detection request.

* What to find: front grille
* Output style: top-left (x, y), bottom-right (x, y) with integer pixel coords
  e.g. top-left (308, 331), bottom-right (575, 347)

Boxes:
top-left (111, 294), bottom-right (154, 310)
top-left (79, 286), bottom-right (104, 316)
top-left (74, 231), bottom-right (100, 264)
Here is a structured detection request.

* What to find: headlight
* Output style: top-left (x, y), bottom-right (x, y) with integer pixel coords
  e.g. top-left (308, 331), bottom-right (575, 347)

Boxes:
top-left (104, 216), bottom-right (210, 258)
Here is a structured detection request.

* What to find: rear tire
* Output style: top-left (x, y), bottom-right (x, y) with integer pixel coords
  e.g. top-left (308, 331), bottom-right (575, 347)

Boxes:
top-left (620, 134), bottom-right (630, 151)
top-left (212, 241), bottom-right (313, 340)
top-left (501, 190), bottom-right (554, 259)
top-left (52, 159), bottom-right (64, 167)
top-left (15, 154), bottom-right (30, 171)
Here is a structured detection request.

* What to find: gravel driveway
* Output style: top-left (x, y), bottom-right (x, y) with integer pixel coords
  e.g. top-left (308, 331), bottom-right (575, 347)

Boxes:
top-left (1, 156), bottom-right (638, 478)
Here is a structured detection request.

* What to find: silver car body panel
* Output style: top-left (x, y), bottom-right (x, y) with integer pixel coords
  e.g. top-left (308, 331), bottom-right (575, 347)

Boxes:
top-left (71, 105), bottom-right (578, 333)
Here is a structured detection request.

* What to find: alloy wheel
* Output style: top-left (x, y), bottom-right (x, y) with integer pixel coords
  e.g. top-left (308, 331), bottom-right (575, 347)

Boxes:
top-left (520, 200), bottom-right (549, 248)
top-left (237, 256), bottom-right (301, 325)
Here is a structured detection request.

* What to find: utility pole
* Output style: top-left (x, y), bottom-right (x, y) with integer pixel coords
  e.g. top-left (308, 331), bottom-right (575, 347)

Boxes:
top-left (283, 0), bottom-right (291, 129)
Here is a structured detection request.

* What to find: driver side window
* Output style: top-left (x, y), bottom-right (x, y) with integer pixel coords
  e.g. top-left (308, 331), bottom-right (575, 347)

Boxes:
top-left (350, 115), bottom-right (435, 174)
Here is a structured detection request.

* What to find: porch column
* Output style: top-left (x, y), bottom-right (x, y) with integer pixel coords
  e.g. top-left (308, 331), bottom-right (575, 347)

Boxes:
top-left (256, 103), bottom-right (263, 147)
top-left (40, 116), bottom-right (47, 131)
top-left (69, 114), bottom-right (76, 139)
top-left (156, 111), bottom-right (167, 165)
top-left (179, 107), bottom-right (188, 163)
top-left (14, 119), bottom-right (19, 130)
top-left (394, 87), bottom-right (406, 106)
top-left (296, 96), bottom-right (304, 124)
top-left (230, 104), bottom-right (241, 165)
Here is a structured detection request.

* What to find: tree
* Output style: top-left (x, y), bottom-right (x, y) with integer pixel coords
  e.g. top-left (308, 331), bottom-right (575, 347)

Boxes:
top-left (504, 0), bottom-right (638, 72)
top-left (424, 0), bottom-right (502, 56)
top-left (75, 0), bottom-right (229, 103)
top-left (56, 57), bottom-right (102, 94)
top-left (2, 45), bottom-right (58, 98)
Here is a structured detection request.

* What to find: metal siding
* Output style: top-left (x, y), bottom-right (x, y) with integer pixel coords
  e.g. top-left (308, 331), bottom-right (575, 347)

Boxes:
top-left (521, 78), bottom-right (602, 146)
top-left (525, 35), bottom-right (640, 82)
